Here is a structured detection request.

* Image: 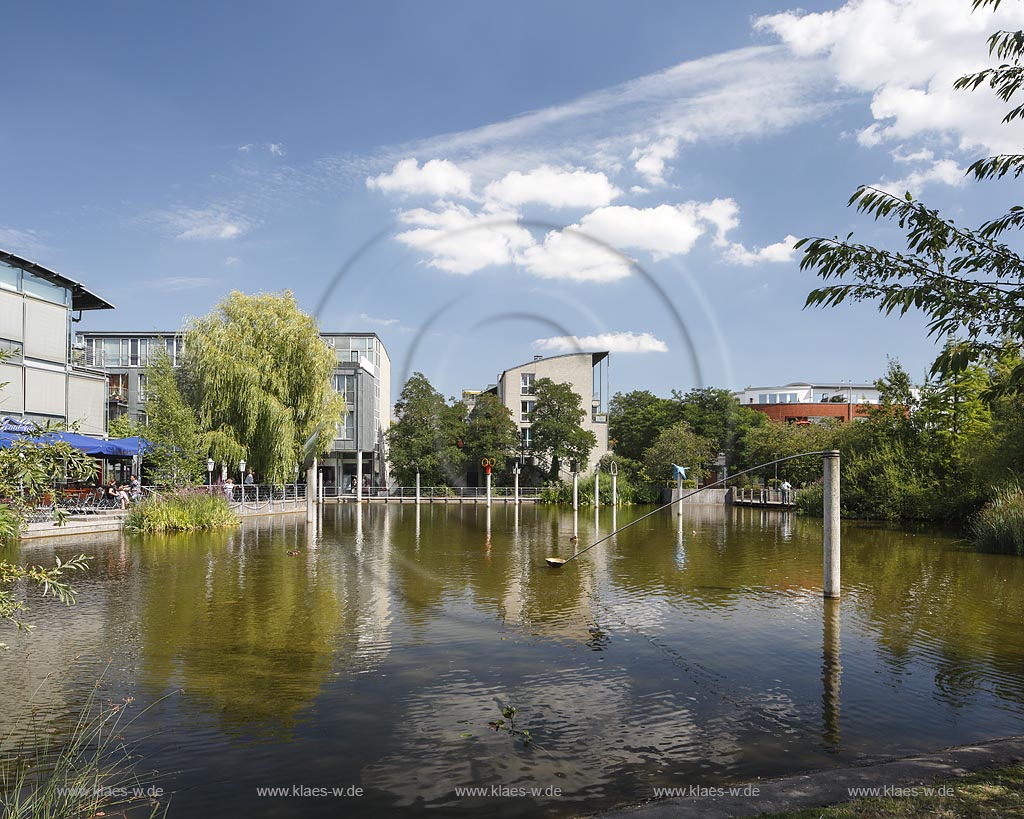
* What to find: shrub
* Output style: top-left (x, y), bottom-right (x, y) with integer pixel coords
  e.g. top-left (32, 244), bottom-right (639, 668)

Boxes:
top-left (969, 484), bottom-right (1024, 555)
top-left (123, 490), bottom-right (239, 533)
top-left (794, 482), bottom-right (824, 517)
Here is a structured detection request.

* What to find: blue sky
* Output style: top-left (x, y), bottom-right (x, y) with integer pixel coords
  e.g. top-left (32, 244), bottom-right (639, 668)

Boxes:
top-left (3, 0), bottom-right (1023, 401)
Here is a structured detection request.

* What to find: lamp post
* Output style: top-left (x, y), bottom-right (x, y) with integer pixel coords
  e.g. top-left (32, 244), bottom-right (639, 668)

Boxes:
top-left (239, 458), bottom-right (246, 484)
top-left (207, 458), bottom-right (214, 488)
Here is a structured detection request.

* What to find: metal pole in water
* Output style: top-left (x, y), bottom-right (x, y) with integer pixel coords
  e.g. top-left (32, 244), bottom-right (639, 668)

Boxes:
top-left (610, 460), bottom-right (618, 507)
top-left (594, 466), bottom-right (600, 509)
top-left (823, 450), bottom-right (841, 598)
top-left (513, 463), bottom-right (519, 505)
top-left (572, 471), bottom-right (579, 511)
top-left (677, 473), bottom-right (684, 517)
top-left (356, 451), bottom-right (363, 504)
top-left (486, 470), bottom-right (492, 508)
top-left (415, 469), bottom-right (421, 505)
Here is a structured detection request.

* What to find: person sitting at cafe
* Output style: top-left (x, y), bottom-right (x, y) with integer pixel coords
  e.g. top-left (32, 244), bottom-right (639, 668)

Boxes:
top-left (105, 480), bottom-right (129, 510)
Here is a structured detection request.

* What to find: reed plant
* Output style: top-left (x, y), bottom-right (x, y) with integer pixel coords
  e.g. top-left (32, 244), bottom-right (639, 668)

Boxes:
top-left (1, 683), bottom-right (168, 819)
top-left (969, 483), bottom-right (1024, 555)
top-left (123, 490), bottom-right (239, 533)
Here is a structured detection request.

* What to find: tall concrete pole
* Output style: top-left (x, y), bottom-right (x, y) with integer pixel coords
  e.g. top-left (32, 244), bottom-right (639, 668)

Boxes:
top-left (305, 458), bottom-right (316, 523)
top-left (677, 473), bottom-right (684, 517)
top-left (611, 472), bottom-right (617, 507)
top-left (415, 469), bottom-right (421, 505)
top-left (513, 464), bottom-right (519, 505)
top-left (572, 471), bottom-right (578, 511)
top-left (356, 451), bottom-right (363, 504)
top-left (486, 470), bottom-right (492, 508)
top-left (594, 467), bottom-right (600, 509)
top-left (823, 450), bottom-right (841, 598)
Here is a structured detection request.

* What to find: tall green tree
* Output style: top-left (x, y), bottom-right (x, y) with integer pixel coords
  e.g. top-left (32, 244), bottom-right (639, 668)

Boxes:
top-left (799, 1), bottom-right (1024, 397)
top-left (464, 393), bottom-right (519, 475)
top-left (640, 421), bottom-right (716, 484)
top-left (608, 390), bottom-right (680, 460)
top-left (386, 373), bottom-right (467, 485)
top-left (181, 291), bottom-right (344, 483)
top-left (673, 386), bottom-right (767, 469)
top-left (528, 378), bottom-right (597, 479)
top-left (143, 345), bottom-right (204, 486)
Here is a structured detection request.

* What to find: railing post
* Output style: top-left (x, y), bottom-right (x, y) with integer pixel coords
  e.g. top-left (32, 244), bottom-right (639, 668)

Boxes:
top-left (823, 450), bottom-right (841, 599)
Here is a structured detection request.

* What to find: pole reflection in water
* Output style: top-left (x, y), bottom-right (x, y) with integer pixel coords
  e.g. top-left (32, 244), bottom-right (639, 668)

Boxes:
top-left (355, 503), bottom-right (363, 553)
top-left (415, 504), bottom-right (421, 551)
top-left (822, 598), bottom-right (842, 753)
top-left (485, 507), bottom-right (492, 555)
top-left (676, 511), bottom-right (687, 570)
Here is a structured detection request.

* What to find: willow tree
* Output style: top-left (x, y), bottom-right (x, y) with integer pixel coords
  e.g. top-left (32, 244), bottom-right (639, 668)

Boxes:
top-left (181, 291), bottom-right (344, 483)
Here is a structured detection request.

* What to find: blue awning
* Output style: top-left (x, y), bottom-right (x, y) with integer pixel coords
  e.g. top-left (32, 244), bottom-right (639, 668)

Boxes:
top-left (107, 436), bottom-right (155, 455)
top-left (0, 431), bottom-right (145, 457)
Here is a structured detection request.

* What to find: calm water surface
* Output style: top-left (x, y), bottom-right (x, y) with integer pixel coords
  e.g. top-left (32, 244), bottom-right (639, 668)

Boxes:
top-left (3, 504), bottom-right (1024, 817)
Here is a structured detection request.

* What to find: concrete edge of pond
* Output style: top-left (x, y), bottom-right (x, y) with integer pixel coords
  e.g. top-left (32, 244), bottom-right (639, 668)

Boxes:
top-left (586, 735), bottom-right (1024, 819)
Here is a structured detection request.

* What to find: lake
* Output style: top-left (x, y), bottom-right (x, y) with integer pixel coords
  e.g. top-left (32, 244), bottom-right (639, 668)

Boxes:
top-left (3, 503), bottom-right (1024, 817)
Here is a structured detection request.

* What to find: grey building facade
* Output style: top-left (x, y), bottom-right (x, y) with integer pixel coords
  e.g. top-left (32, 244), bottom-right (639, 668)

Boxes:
top-left (0, 250), bottom-right (112, 435)
top-left (76, 330), bottom-right (392, 487)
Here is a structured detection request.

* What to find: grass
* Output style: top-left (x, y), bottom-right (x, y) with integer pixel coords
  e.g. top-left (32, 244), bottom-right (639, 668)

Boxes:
top-left (1, 681), bottom-right (169, 819)
top-left (969, 483), bottom-right (1024, 555)
top-left (123, 489), bottom-right (239, 533)
top-left (757, 763), bottom-right (1024, 818)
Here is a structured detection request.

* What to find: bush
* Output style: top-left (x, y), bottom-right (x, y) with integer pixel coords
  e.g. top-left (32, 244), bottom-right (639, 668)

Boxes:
top-left (538, 472), bottom-right (661, 505)
top-left (969, 484), bottom-right (1024, 554)
top-left (123, 490), bottom-right (239, 533)
top-left (794, 482), bottom-right (824, 517)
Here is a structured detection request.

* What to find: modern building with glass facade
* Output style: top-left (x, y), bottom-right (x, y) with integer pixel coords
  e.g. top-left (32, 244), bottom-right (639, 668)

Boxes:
top-left (76, 330), bottom-right (391, 487)
top-left (0, 249), bottom-right (112, 434)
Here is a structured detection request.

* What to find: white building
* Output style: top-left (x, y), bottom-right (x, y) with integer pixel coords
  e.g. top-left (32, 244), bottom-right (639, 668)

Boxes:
top-left (0, 250), bottom-right (111, 435)
top-left (489, 351), bottom-right (609, 473)
top-left (733, 382), bottom-right (883, 407)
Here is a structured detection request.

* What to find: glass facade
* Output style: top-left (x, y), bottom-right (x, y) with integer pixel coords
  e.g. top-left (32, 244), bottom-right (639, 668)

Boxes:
top-left (0, 260), bottom-right (71, 306)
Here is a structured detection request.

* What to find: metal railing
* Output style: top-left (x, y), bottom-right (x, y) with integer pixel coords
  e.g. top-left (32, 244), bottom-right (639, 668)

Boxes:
top-left (387, 486), bottom-right (542, 499)
top-left (733, 487), bottom-right (799, 505)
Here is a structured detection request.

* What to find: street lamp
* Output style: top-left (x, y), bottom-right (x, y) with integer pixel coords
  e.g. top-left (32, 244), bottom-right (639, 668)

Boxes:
top-left (207, 458), bottom-right (214, 487)
top-left (239, 458), bottom-right (246, 483)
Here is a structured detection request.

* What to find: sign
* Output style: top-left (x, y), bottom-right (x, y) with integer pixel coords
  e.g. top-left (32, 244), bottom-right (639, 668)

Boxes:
top-left (0, 416), bottom-right (34, 434)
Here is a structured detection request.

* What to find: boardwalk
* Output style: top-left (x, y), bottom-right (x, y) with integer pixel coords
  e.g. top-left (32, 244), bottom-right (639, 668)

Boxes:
top-left (730, 487), bottom-right (796, 510)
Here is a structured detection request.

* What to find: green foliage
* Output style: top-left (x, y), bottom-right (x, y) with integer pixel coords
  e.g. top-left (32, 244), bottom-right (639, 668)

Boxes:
top-left (800, 7), bottom-right (1024, 398)
top-left (0, 426), bottom-right (96, 504)
top-left (640, 420), bottom-right (716, 484)
top-left (123, 491), bottom-right (239, 533)
top-left (529, 378), bottom-right (597, 478)
top-left (608, 390), bottom-right (680, 460)
top-left (674, 386), bottom-right (767, 468)
top-left (738, 418), bottom-right (842, 486)
top-left (538, 468), bottom-right (660, 506)
top-left (970, 483), bottom-right (1024, 554)
top-left (1, 679), bottom-right (168, 817)
top-left (182, 291), bottom-right (344, 483)
top-left (386, 373), bottom-right (467, 485)
top-left (107, 414), bottom-right (143, 439)
top-left (143, 345), bottom-right (205, 486)
top-left (464, 393), bottom-right (519, 475)
top-left (0, 554), bottom-right (89, 648)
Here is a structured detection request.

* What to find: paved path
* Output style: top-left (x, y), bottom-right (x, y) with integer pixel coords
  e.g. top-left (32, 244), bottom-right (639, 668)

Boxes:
top-left (593, 736), bottom-right (1024, 819)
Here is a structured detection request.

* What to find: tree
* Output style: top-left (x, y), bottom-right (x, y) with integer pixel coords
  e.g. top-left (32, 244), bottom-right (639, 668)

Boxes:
top-left (800, 2), bottom-right (1024, 397)
top-left (144, 345), bottom-right (204, 485)
top-left (640, 421), bottom-right (716, 484)
top-left (528, 378), bottom-right (597, 479)
top-left (181, 291), bottom-right (344, 483)
top-left (608, 390), bottom-right (680, 460)
top-left (464, 393), bottom-right (519, 477)
top-left (386, 373), bottom-right (467, 485)
top-left (107, 414), bottom-right (142, 439)
top-left (673, 387), bottom-right (767, 469)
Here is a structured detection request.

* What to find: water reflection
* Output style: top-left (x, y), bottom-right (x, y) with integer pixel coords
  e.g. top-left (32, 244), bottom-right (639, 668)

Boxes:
top-left (3, 505), bottom-right (1024, 818)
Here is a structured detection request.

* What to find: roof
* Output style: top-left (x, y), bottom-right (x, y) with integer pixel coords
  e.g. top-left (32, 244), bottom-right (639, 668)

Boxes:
top-left (737, 382), bottom-right (879, 392)
top-left (0, 249), bottom-right (114, 311)
top-left (499, 351), bottom-right (609, 381)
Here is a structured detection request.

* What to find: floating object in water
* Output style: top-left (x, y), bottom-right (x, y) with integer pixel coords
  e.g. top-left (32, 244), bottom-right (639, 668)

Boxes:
top-left (286, 549), bottom-right (300, 556)
top-left (545, 557), bottom-right (567, 568)
top-left (569, 535), bottom-right (578, 544)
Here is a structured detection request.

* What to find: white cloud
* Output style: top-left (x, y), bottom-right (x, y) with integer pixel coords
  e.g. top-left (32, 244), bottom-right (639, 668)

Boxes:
top-left (144, 276), bottom-right (217, 291)
top-left (875, 158), bottom-right (968, 197)
top-left (0, 227), bottom-right (47, 257)
top-left (395, 203), bottom-right (532, 275)
top-left (724, 235), bottom-right (799, 266)
top-left (367, 158), bottom-right (473, 199)
top-left (161, 208), bottom-right (251, 241)
top-left (238, 144), bottom-right (253, 153)
top-left (629, 136), bottom-right (686, 186)
top-left (483, 166), bottom-right (620, 209)
top-left (224, 256), bottom-right (240, 266)
top-left (359, 312), bottom-right (400, 326)
top-left (269, 143), bottom-right (285, 156)
top-left (533, 331), bottom-right (668, 354)
top-left (518, 230), bottom-right (634, 282)
top-left (757, 0), bottom-right (1024, 161)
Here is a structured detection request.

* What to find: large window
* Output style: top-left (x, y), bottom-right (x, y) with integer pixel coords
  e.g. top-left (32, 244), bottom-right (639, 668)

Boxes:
top-left (336, 374), bottom-right (357, 440)
top-left (521, 400), bottom-right (535, 422)
top-left (521, 426), bottom-right (532, 449)
top-left (521, 373), bottom-right (535, 395)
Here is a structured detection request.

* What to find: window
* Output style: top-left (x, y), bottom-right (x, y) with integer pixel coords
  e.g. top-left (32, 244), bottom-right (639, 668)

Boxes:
top-left (521, 400), bottom-right (535, 422)
top-left (758, 394), bottom-right (768, 404)
top-left (0, 262), bottom-right (20, 292)
top-left (0, 338), bottom-right (22, 360)
top-left (521, 373), bottom-right (535, 395)
top-left (108, 373), bottom-right (128, 400)
top-left (521, 426), bottom-right (532, 449)
top-left (138, 373), bottom-right (148, 401)
top-left (769, 393), bottom-right (778, 403)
